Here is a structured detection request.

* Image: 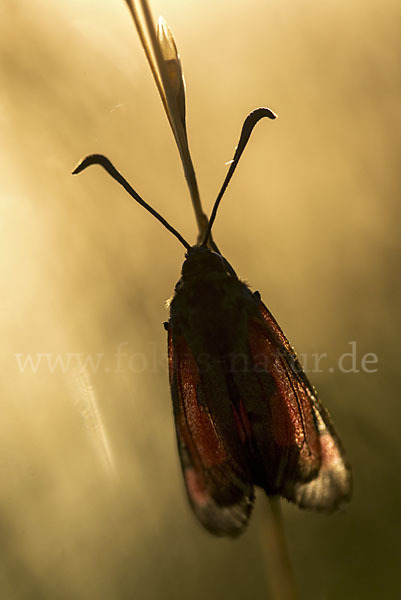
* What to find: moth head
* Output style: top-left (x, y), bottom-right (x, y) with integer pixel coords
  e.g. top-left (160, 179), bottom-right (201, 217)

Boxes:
top-left (181, 245), bottom-right (233, 280)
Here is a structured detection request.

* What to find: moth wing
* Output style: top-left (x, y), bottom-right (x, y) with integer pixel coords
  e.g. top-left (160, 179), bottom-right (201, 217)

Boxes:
top-left (249, 297), bottom-right (352, 512)
top-left (167, 326), bottom-right (254, 537)
top-left (290, 398), bottom-right (352, 511)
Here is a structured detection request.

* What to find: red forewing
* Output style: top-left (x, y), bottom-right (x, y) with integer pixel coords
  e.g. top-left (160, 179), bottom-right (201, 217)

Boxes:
top-left (247, 295), bottom-right (352, 511)
top-left (167, 326), bottom-right (254, 537)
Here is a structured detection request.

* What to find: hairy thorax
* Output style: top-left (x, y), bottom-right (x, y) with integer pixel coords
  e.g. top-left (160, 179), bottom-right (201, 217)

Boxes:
top-left (169, 247), bottom-right (256, 357)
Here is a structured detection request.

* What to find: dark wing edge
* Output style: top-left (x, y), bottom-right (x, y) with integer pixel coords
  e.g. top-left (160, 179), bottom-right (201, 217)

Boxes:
top-left (252, 297), bottom-right (352, 512)
top-left (167, 325), bottom-right (254, 537)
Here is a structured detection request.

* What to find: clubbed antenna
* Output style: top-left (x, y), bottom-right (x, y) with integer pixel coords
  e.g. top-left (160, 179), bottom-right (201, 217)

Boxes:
top-left (73, 154), bottom-right (191, 250)
top-left (202, 107), bottom-right (277, 248)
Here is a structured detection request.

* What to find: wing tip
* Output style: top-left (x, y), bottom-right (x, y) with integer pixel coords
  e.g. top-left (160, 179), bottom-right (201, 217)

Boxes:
top-left (192, 493), bottom-right (255, 538)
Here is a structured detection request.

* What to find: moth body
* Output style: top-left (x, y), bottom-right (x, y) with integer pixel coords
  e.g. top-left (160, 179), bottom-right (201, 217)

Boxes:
top-left (166, 246), bottom-right (352, 536)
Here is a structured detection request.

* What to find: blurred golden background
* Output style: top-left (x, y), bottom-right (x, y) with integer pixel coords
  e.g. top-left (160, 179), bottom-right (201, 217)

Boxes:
top-left (1, 0), bottom-right (400, 598)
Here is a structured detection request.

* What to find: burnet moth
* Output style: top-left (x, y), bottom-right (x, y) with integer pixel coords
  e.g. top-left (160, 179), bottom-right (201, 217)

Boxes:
top-left (73, 0), bottom-right (352, 537)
